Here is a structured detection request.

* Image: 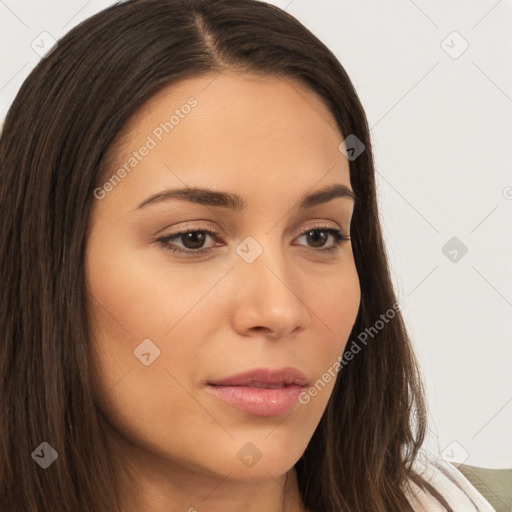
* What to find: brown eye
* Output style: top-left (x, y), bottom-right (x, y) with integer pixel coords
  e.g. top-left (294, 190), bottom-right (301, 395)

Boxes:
top-left (295, 228), bottom-right (350, 251)
top-left (179, 231), bottom-right (208, 250)
top-left (304, 230), bottom-right (328, 248)
top-left (157, 230), bottom-right (220, 255)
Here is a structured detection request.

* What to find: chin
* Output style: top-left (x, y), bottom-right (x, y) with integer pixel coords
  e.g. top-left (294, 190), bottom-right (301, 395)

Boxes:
top-left (204, 440), bottom-right (304, 481)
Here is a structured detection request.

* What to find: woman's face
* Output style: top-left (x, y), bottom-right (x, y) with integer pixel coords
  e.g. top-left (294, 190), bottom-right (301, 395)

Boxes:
top-left (85, 71), bottom-right (360, 488)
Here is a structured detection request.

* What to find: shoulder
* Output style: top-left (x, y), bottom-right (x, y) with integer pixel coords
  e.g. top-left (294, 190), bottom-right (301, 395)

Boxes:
top-left (405, 452), bottom-right (496, 511)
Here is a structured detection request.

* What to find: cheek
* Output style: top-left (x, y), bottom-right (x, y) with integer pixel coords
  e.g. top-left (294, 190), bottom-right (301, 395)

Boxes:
top-left (85, 217), bottom-right (226, 344)
top-left (293, 273), bottom-right (360, 415)
top-left (85, 233), bottom-right (219, 456)
top-left (84, 221), bottom-right (240, 423)
top-left (302, 258), bottom-right (360, 408)
top-left (84, 221), bottom-right (211, 407)
top-left (313, 256), bottom-right (361, 354)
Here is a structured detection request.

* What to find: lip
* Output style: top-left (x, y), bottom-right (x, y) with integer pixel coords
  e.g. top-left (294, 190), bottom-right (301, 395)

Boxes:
top-left (207, 367), bottom-right (309, 387)
top-left (205, 367), bottom-right (308, 417)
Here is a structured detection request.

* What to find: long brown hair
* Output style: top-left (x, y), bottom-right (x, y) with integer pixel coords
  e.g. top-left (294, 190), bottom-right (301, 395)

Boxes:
top-left (0, 0), bottom-right (451, 510)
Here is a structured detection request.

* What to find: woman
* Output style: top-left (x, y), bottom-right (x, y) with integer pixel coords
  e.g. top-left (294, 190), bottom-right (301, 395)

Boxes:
top-left (0, 0), bottom-right (496, 510)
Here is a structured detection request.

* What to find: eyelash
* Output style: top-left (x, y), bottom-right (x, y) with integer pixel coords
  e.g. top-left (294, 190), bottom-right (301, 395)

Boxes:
top-left (155, 223), bottom-right (351, 257)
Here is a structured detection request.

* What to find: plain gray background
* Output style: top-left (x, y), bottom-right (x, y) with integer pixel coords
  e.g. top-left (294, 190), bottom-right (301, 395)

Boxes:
top-left (1, 0), bottom-right (511, 469)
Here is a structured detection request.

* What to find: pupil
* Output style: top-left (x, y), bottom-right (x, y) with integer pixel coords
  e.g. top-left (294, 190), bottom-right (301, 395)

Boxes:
top-left (307, 230), bottom-right (326, 247)
top-left (183, 232), bottom-right (205, 249)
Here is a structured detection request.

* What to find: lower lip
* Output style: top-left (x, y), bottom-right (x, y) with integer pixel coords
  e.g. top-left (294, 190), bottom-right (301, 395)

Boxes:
top-left (205, 384), bottom-right (304, 416)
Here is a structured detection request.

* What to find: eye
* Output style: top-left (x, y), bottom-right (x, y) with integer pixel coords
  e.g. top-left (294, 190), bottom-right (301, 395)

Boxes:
top-left (156, 229), bottom-right (221, 256)
top-left (156, 228), bottom-right (221, 257)
top-left (155, 224), bottom-right (351, 257)
top-left (294, 227), bottom-right (350, 252)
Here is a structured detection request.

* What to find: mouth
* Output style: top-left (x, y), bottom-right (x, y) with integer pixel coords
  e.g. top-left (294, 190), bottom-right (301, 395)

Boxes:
top-left (205, 367), bottom-right (309, 417)
top-left (207, 366), bottom-right (309, 388)
top-left (224, 381), bottom-right (299, 389)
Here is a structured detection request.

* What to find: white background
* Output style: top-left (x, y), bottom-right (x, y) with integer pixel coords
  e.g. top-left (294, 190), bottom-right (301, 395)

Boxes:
top-left (1, 0), bottom-right (511, 469)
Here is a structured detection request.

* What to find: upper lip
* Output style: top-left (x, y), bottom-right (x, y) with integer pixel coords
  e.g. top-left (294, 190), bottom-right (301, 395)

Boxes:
top-left (207, 367), bottom-right (309, 388)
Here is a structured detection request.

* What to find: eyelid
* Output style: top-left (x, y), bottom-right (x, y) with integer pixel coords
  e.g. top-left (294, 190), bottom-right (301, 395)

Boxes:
top-left (157, 219), bottom-right (347, 243)
top-left (297, 220), bottom-right (343, 234)
top-left (155, 220), bottom-right (219, 238)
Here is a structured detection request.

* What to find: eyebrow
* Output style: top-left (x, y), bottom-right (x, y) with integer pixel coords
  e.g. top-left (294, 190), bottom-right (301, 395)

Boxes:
top-left (135, 182), bottom-right (356, 211)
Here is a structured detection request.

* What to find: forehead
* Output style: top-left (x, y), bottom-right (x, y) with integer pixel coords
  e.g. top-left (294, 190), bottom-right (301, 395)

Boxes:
top-left (99, 71), bottom-right (351, 210)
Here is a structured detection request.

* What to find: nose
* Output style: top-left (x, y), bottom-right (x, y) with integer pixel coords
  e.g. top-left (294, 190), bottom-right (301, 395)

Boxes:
top-left (230, 239), bottom-right (309, 339)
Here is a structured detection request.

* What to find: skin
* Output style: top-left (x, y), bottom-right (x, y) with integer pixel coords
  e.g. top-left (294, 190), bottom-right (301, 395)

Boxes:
top-left (85, 71), bottom-right (361, 512)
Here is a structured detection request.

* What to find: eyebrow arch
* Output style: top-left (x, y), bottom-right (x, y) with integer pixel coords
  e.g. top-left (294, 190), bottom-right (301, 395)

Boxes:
top-left (135, 182), bottom-right (356, 211)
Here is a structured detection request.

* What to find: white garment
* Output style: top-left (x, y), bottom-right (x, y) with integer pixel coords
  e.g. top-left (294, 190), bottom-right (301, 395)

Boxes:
top-left (406, 455), bottom-right (496, 511)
